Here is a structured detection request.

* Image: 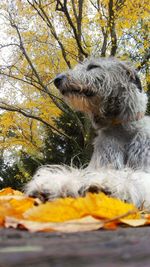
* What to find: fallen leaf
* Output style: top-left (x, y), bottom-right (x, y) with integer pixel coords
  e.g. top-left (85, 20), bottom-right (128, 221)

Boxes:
top-left (0, 202), bottom-right (19, 226)
top-left (9, 198), bottom-right (35, 213)
top-left (5, 216), bottom-right (103, 233)
top-left (24, 197), bottom-right (87, 222)
top-left (0, 188), bottom-right (144, 232)
top-left (82, 193), bottom-right (139, 220)
top-left (0, 197), bottom-right (35, 225)
top-left (24, 193), bottom-right (139, 223)
top-left (121, 218), bottom-right (147, 227)
top-left (0, 188), bottom-right (23, 196)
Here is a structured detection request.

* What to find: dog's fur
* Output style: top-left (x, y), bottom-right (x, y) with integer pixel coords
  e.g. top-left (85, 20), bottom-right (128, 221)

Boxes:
top-left (25, 57), bottom-right (150, 209)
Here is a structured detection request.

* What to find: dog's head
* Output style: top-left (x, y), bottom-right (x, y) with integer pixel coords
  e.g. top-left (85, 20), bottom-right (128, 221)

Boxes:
top-left (54, 57), bottom-right (147, 128)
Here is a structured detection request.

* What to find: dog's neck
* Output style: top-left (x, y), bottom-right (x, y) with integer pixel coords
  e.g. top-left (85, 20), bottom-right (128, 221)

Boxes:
top-left (92, 112), bottom-right (145, 129)
top-left (111, 112), bottom-right (145, 125)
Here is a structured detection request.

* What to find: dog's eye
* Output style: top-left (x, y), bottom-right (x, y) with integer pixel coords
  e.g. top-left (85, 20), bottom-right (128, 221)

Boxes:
top-left (87, 64), bottom-right (100, 71)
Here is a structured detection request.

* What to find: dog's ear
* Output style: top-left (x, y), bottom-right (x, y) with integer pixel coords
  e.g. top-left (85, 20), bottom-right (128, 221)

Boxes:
top-left (130, 73), bottom-right (143, 92)
top-left (119, 62), bottom-right (143, 92)
top-left (110, 61), bottom-right (147, 121)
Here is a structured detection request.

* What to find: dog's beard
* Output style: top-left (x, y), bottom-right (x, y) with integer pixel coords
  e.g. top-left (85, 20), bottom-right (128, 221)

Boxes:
top-left (60, 78), bottom-right (102, 115)
top-left (64, 93), bottom-right (101, 115)
top-left (64, 94), bottom-right (91, 113)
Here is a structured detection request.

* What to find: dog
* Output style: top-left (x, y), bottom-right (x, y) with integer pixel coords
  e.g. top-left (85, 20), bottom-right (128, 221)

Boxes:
top-left (25, 57), bottom-right (150, 209)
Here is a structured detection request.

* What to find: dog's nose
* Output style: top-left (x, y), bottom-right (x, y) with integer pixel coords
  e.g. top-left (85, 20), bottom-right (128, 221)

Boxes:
top-left (54, 74), bottom-right (66, 88)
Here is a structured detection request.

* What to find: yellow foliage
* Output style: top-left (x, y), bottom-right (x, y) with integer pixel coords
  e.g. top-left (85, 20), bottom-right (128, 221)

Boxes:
top-left (24, 192), bottom-right (139, 223)
top-left (0, 187), bottom-right (146, 233)
top-left (0, 0), bottom-right (149, 168)
top-left (0, 187), bottom-right (141, 231)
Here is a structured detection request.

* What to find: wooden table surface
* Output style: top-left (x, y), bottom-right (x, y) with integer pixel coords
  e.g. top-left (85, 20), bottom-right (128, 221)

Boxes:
top-left (0, 227), bottom-right (150, 267)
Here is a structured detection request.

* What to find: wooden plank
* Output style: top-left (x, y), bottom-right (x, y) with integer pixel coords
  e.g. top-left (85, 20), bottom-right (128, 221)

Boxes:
top-left (0, 228), bottom-right (150, 267)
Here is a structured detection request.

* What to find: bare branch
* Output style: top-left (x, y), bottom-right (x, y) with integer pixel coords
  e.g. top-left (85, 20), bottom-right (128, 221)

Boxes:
top-left (0, 102), bottom-right (74, 141)
top-left (27, 0), bottom-right (71, 68)
top-left (56, 0), bottom-right (88, 59)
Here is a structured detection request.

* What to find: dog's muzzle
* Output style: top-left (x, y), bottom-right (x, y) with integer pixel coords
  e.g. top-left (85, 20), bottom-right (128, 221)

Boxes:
top-left (54, 74), bottom-right (96, 97)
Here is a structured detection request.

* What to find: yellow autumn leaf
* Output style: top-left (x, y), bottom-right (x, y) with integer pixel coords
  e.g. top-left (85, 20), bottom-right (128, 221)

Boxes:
top-left (24, 193), bottom-right (140, 223)
top-left (0, 188), bottom-right (36, 224)
top-left (24, 197), bottom-right (86, 223)
top-left (0, 198), bottom-right (35, 223)
top-left (0, 201), bottom-right (22, 226)
top-left (0, 187), bottom-right (147, 232)
top-left (0, 187), bottom-right (23, 196)
top-left (9, 198), bottom-right (35, 213)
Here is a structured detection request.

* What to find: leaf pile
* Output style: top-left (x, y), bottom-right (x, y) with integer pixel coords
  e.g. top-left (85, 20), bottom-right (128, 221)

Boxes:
top-left (0, 188), bottom-right (149, 233)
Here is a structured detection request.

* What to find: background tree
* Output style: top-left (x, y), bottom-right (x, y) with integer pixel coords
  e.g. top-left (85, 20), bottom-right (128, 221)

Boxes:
top-left (0, 0), bottom-right (149, 188)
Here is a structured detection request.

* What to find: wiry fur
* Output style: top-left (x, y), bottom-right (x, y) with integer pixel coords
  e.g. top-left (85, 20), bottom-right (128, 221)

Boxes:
top-left (25, 57), bottom-right (150, 209)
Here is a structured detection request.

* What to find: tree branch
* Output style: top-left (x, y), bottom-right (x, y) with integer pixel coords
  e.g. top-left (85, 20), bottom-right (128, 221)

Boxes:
top-left (108, 0), bottom-right (117, 56)
top-left (27, 0), bottom-right (71, 68)
top-left (56, 0), bottom-right (88, 58)
top-left (0, 102), bottom-right (74, 141)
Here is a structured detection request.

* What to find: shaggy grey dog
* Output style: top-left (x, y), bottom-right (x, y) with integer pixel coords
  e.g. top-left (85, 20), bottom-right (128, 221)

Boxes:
top-left (25, 57), bottom-right (150, 208)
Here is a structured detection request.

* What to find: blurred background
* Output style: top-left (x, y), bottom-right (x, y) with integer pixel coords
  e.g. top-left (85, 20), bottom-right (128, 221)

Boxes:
top-left (0, 0), bottom-right (149, 189)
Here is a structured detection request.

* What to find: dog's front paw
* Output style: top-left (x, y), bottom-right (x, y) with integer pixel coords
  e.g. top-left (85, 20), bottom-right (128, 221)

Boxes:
top-left (77, 169), bottom-right (113, 197)
top-left (24, 175), bottom-right (59, 202)
top-left (24, 165), bottom-right (82, 202)
top-left (78, 183), bottom-right (112, 197)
